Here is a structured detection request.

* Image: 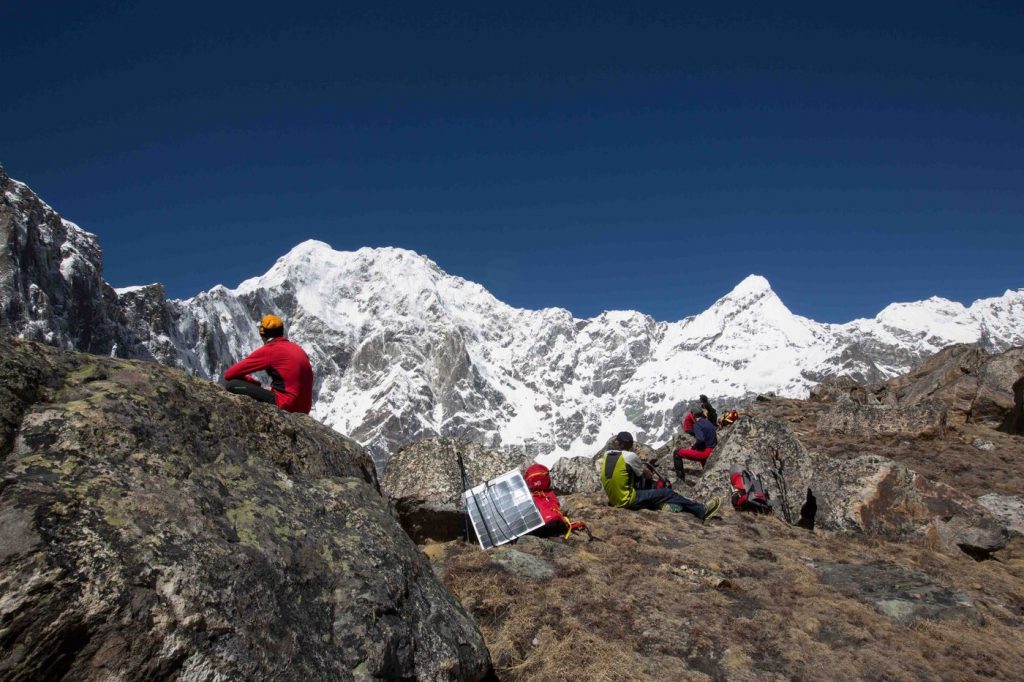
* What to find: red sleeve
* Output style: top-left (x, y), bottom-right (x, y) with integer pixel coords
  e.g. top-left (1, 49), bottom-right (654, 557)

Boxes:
top-left (223, 344), bottom-right (273, 381)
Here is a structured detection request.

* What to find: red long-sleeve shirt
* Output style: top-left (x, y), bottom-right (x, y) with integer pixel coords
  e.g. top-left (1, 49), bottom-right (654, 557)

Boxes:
top-left (223, 338), bottom-right (314, 414)
top-left (682, 412), bottom-right (695, 435)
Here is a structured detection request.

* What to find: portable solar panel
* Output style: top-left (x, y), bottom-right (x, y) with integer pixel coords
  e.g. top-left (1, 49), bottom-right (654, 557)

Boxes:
top-left (462, 469), bottom-right (545, 550)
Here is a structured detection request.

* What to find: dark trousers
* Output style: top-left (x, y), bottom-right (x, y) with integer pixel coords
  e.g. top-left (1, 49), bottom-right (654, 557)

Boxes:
top-left (628, 487), bottom-right (706, 519)
top-left (673, 455), bottom-right (687, 481)
top-left (224, 379), bottom-right (277, 405)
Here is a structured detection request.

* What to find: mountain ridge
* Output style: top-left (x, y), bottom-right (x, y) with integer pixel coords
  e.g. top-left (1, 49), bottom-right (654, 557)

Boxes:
top-left (3, 168), bottom-right (1023, 467)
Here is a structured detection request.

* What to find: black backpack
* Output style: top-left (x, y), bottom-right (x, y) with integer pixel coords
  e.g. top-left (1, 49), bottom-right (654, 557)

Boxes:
top-left (729, 464), bottom-right (772, 513)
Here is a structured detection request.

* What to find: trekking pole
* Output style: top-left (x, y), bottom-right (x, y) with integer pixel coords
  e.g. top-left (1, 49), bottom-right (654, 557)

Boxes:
top-left (646, 458), bottom-right (671, 487)
top-left (456, 453), bottom-right (473, 543)
top-left (770, 448), bottom-right (794, 524)
top-left (580, 524), bottom-right (602, 542)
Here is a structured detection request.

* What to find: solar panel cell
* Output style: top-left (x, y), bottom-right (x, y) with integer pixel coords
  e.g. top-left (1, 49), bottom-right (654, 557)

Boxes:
top-left (463, 469), bottom-right (545, 550)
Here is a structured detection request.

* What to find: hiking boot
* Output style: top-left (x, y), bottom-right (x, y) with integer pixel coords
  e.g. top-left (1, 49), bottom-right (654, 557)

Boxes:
top-left (702, 496), bottom-right (722, 522)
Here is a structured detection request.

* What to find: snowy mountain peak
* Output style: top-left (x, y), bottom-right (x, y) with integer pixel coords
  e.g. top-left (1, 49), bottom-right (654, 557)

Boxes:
top-left (728, 274), bottom-right (773, 298)
top-left (290, 244), bottom-right (443, 282)
top-left (284, 238), bottom-right (335, 259)
top-left (4, 168), bottom-right (1024, 468)
top-left (708, 274), bottom-right (783, 314)
top-left (873, 297), bottom-right (977, 346)
top-left (971, 287), bottom-right (1024, 310)
top-left (1000, 287), bottom-right (1024, 300)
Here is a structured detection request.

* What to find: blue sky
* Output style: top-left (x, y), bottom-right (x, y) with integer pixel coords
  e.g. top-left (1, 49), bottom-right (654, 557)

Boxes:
top-left (3, 1), bottom-right (1022, 322)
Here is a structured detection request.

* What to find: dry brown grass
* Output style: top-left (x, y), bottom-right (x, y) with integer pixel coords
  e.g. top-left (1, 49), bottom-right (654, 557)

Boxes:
top-left (434, 500), bottom-right (1024, 680)
top-left (428, 411), bottom-right (1024, 680)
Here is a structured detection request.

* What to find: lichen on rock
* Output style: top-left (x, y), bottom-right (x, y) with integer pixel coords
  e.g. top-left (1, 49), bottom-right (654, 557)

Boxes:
top-left (0, 337), bottom-right (492, 681)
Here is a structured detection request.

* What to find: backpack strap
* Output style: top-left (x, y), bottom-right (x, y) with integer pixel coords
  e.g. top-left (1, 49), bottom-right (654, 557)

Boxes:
top-left (559, 512), bottom-right (592, 540)
top-left (604, 450), bottom-right (638, 488)
top-left (604, 450), bottom-right (621, 479)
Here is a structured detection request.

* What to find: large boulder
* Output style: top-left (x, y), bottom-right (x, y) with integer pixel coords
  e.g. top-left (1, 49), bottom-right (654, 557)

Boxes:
top-left (548, 455), bottom-right (602, 495)
top-left (925, 513), bottom-right (1010, 560)
top-left (692, 416), bottom-right (1007, 557)
top-left (380, 437), bottom-right (533, 543)
top-left (878, 344), bottom-right (1024, 431)
top-left (808, 375), bottom-right (876, 404)
top-left (0, 338), bottom-right (492, 681)
top-left (979, 349), bottom-right (1024, 433)
top-left (812, 456), bottom-right (1005, 556)
top-left (816, 398), bottom-right (947, 438)
top-left (691, 416), bottom-right (817, 526)
top-left (977, 494), bottom-right (1024, 537)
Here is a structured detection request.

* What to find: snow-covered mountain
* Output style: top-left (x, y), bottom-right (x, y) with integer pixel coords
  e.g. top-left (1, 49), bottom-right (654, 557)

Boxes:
top-left (4, 167), bottom-right (1023, 468)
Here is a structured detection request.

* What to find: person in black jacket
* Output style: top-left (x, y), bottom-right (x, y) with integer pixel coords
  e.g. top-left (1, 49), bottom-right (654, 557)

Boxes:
top-left (699, 394), bottom-right (718, 427)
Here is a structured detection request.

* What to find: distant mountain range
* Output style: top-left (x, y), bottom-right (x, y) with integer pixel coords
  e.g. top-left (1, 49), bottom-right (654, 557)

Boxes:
top-left (3, 166), bottom-right (1023, 468)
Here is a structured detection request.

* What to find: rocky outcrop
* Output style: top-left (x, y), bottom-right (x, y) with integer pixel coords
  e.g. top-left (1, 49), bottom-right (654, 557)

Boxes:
top-left (814, 562), bottom-right (979, 623)
top-left (0, 167), bottom-right (188, 366)
top-left (691, 416), bottom-right (817, 526)
top-left (0, 338), bottom-right (491, 681)
top-left (816, 398), bottom-right (947, 438)
top-left (548, 455), bottom-right (602, 495)
top-left (808, 345), bottom-right (1024, 436)
top-left (814, 456), bottom-right (1006, 556)
top-left (808, 376), bottom-right (875, 404)
top-left (692, 416), bottom-right (1007, 557)
top-left (1, 167), bottom-right (124, 355)
top-left (926, 513), bottom-right (1009, 560)
top-left (977, 494), bottom-right (1024, 537)
top-left (877, 344), bottom-right (1024, 431)
top-left (380, 437), bottom-right (533, 543)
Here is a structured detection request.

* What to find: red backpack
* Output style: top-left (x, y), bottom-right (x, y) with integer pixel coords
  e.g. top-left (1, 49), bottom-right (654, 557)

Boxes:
top-left (729, 464), bottom-right (772, 513)
top-left (718, 409), bottom-right (740, 427)
top-left (524, 464), bottom-right (589, 539)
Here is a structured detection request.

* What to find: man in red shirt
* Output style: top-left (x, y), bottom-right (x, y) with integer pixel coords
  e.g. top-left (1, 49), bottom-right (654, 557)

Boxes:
top-left (223, 314), bottom-right (314, 414)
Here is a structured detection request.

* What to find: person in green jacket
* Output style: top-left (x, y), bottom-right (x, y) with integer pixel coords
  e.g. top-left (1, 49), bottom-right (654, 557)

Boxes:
top-left (600, 431), bottom-right (721, 522)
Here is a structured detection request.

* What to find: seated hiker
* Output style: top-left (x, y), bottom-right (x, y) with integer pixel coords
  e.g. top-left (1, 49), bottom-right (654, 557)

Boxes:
top-left (600, 431), bottom-right (721, 522)
top-left (222, 314), bottom-right (314, 414)
top-left (675, 410), bottom-right (718, 467)
top-left (524, 463), bottom-right (589, 539)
